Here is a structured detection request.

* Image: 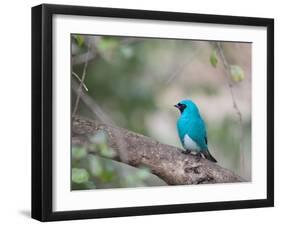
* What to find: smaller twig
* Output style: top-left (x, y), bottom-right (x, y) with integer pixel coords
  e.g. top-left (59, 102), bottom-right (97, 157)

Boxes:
top-left (216, 42), bottom-right (244, 173)
top-left (165, 50), bottom-right (199, 85)
top-left (71, 80), bottom-right (130, 164)
top-left (72, 72), bottom-right (88, 91)
top-left (216, 43), bottom-right (243, 123)
top-left (72, 80), bottom-right (115, 125)
top-left (72, 50), bottom-right (90, 117)
top-left (72, 51), bottom-right (96, 65)
top-left (72, 37), bottom-right (98, 65)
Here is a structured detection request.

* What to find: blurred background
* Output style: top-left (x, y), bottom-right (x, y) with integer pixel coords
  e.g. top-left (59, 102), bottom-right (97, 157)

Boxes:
top-left (71, 35), bottom-right (251, 190)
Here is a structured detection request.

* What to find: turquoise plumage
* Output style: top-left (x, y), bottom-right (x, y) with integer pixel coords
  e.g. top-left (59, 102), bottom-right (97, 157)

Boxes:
top-left (174, 99), bottom-right (217, 162)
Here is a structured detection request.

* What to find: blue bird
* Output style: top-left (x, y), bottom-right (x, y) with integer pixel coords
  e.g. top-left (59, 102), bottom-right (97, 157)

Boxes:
top-left (174, 99), bottom-right (217, 162)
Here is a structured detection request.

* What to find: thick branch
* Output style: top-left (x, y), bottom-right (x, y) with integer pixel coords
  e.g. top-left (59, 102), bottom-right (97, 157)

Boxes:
top-left (72, 117), bottom-right (244, 185)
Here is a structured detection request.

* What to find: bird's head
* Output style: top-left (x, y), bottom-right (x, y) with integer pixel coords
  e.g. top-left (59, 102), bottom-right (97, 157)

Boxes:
top-left (174, 99), bottom-right (200, 115)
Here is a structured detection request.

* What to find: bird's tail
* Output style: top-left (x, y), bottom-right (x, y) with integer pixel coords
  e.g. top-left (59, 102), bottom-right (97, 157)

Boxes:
top-left (203, 149), bottom-right (217, 163)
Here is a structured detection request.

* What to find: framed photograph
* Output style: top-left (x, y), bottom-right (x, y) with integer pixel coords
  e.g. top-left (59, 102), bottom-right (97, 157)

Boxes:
top-left (32, 4), bottom-right (274, 221)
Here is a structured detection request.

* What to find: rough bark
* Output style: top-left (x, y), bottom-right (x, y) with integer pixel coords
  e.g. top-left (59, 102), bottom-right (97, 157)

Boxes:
top-left (72, 116), bottom-right (245, 185)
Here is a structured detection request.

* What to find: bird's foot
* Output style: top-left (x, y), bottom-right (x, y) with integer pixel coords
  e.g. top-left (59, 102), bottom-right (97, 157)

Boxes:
top-left (181, 149), bottom-right (191, 154)
top-left (195, 152), bottom-right (202, 162)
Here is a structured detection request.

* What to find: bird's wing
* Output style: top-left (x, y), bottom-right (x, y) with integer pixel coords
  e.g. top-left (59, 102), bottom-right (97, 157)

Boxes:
top-left (186, 117), bottom-right (208, 150)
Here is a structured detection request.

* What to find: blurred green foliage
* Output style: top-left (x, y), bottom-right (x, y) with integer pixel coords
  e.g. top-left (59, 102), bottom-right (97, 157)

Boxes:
top-left (72, 168), bottom-right (89, 184)
top-left (73, 37), bottom-right (195, 135)
top-left (73, 35), bottom-right (85, 47)
top-left (209, 117), bottom-right (251, 173)
top-left (71, 131), bottom-right (162, 190)
top-left (210, 49), bottom-right (218, 68)
top-left (230, 65), bottom-right (245, 82)
top-left (71, 35), bottom-right (252, 189)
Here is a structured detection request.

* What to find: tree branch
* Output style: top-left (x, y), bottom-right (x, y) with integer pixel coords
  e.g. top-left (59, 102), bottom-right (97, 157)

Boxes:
top-left (72, 117), bottom-right (245, 185)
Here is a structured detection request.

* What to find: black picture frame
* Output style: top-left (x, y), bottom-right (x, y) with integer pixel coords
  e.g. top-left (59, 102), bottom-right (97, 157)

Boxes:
top-left (31, 4), bottom-right (274, 222)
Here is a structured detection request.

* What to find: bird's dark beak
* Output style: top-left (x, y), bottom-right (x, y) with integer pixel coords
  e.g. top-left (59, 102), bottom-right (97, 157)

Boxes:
top-left (174, 103), bottom-right (185, 114)
top-left (174, 104), bottom-right (179, 109)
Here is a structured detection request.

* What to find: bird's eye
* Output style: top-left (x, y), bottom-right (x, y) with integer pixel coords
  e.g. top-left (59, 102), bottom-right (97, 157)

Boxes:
top-left (178, 103), bottom-right (186, 108)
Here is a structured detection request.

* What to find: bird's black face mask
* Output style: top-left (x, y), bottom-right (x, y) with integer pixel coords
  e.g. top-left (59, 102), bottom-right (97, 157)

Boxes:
top-left (174, 103), bottom-right (186, 113)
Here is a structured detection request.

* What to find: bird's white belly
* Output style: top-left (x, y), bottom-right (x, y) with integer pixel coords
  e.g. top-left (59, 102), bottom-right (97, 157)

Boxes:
top-left (183, 134), bottom-right (201, 151)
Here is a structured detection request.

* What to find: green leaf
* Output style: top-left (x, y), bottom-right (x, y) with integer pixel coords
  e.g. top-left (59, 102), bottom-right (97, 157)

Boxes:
top-left (98, 160), bottom-right (116, 182)
top-left (137, 167), bottom-right (151, 180)
top-left (210, 49), bottom-right (218, 68)
top-left (120, 46), bottom-right (134, 58)
top-left (90, 131), bottom-right (107, 145)
top-left (72, 146), bottom-right (87, 160)
top-left (72, 168), bottom-right (89, 184)
top-left (98, 38), bottom-right (119, 51)
top-left (74, 35), bottom-right (85, 47)
top-left (125, 175), bottom-right (137, 186)
top-left (100, 170), bottom-right (115, 182)
top-left (88, 155), bottom-right (103, 177)
top-left (84, 181), bottom-right (96, 189)
top-left (100, 146), bottom-right (117, 158)
top-left (230, 65), bottom-right (245, 82)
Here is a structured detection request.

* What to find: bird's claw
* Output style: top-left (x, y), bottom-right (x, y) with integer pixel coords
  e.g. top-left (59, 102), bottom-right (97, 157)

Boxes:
top-left (181, 149), bottom-right (191, 154)
top-left (195, 153), bottom-right (202, 162)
